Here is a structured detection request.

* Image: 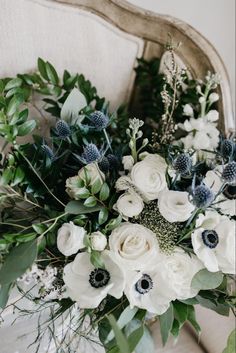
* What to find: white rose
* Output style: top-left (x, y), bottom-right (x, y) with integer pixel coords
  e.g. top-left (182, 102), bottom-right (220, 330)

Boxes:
top-left (57, 222), bottom-right (86, 256)
top-left (183, 104), bottom-right (194, 117)
top-left (90, 231), bottom-right (107, 251)
top-left (78, 163), bottom-right (105, 185)
top-left (161, 248), bottom-right (204, 300)
top-left (158, 190), bottom-right (195, 223)
top-left (130, 154), bottom-right (167, 201)
top-left (114, 190), bottom-right (144, 219)
top-left (122, 155), bottom-right (134, 171)
top-left (109, 222), bottom-right (161, 270)
top-left (209, 93), bottom-right (219, 103)
top-left (192, 211), bottom-right (235, 274)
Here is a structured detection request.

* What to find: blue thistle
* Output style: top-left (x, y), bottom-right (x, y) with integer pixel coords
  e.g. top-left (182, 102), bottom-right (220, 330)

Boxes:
top-left (222, 161), bottom-right (236, 184)
top-left (173, 153), bottom-right (192, 175)
top-left (89, 111), bottom-right (109, 131)
top-left (221, 139), bottom-right (234, 159)
top-left (56, 120), bottom-right (71, 139)
top-left (81, 143), bottom-right (102, 164)
top-left (192, 184), bottom-right (214, 208)
top-left (41, 144), bottom-right (54, 161)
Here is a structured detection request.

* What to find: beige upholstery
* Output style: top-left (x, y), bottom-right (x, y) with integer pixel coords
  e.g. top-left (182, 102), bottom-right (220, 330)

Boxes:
top-left (0, 1), bottom-right (234, 352)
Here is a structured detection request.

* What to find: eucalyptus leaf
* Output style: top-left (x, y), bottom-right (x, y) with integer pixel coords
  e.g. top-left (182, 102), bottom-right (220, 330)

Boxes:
top-left (187, 305), bottom-right (201, 335)
top-left (0, 240), bottom-right (37, 285)
top-left (191, 269), bottom-right (223, 290)
top-left (223, 329), bottom-right (236, 353)
top-left (173, 301), bottom-right (188, 327)
top-left (0, 283), bottom-right (11, 309)
top-left (107, 314), bottom-right (130, 353)
top-left (65, 200), bottom-right (102, 214)
top-left (60, 88), bottom-right (87, 123)
top-left (159, 303), bottom-right (174, 346)
top-left (125, 319), bottom-right (155, 353)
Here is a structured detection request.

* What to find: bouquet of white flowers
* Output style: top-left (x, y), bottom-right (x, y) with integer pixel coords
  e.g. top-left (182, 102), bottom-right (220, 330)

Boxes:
top-left (0, 47), bottom-right (235, 353)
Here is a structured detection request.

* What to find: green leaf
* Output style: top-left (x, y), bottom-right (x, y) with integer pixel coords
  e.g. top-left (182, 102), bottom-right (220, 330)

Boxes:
top-left (16, 232), bottom-right (37, 243)
top-left (76, 187), bottom-right (90, 199)
top-left (90, 251), bottom-right (105, 269)
top-left (60, 87), bottom-right (87, 123)
top-left (171, 319), bottom-right (180, 339)
top-left (98, 207), bottom-right (109, 225)
top-left (45, 61), bottom-right (59, 85)
top-left (106, 306), bottom-right (138, 342)
top-left (187, 305), bottom-right (201, 335)
top-left (173, 301), bottom-right (188, 328)
top-left (127, 325), bottom-right (144, 352)
top-left (65, 200), bottom-right (102, 214)
top-left (84, 196), bottom-right (97, 207)
top-left (223, 329), bottom-right (236, 353)
top-left (38, 57), bottom-right (49, 80)
top-left (17, 120), bottom-right (36, 136)
top-left (196, 295), bottom-right (230, 316)
top-left (0, 79), bottom-right (4, 93)
top-left (0, 168), bottom-right (13, 185)
top-left (105, 215), bottom-right (122, 231)
top-left (11, 166), bottom-right (25, 186)
top-left (7, 94), bottom-right (24, 116)
top-left (0, 240), bottom-right (37, 285)
top-left (91, 178), bottom-right (103, 194)
top-left (107, 314), bottom-right (130, 353)
top-left (5, 78), bottom-right (22, 91)
top-left (125, 319), bottom-right (155, 353)
top-left (32, 223), bottom-right (48, 235)
top-left (191, 269), bottom-right (223, 290)
top-left (0, 283), bottom-right (11, 309)
top-left (159, 303), bottom-right (174, 346)
top-left (99, 183), bottom-right (110, 201)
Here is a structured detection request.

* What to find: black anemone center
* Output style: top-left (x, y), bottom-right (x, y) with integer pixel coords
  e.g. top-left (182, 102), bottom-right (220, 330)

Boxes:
top-left (202, 230), bottom-right (219, 249)
top-left (135, 274), bottom-right (153, 294)
top-left (89, 268), bottom-right (110, 288)
top-left (223, 184), bottom-right (236, 200)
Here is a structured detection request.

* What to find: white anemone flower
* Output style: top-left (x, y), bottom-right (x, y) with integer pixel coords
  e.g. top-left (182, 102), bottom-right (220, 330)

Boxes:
top-left (191, 211), bottom-right (235, 274)
top-left (204, 167), bottom-right (235, 216)
top-left (125, 265), bottom-right (176, 315)
top-left (63, 251), bottom-right (125, 308)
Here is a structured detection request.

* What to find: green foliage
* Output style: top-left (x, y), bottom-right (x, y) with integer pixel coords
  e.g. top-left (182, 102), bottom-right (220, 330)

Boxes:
top-left (191, 269), bottom-right (224, 290)
top-left (65, 200), bottom-right (102, 214)
top-left (159, 303), bottom-right (174, 345)
top-left (223, 330), bottom-right (236, 353)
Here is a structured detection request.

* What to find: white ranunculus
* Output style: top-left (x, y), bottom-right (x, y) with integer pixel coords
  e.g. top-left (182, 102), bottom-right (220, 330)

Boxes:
top-left (204, 168), bottom-right (235, 216)
top-left (78, 163), bottom-right (105, 185)
top-left (191, 211), bottom-right (235, 274)
top-left (130, 154), bottom-right (167, 201)
top-left (57, 222), bottom-right (86, 256)
top-left (115, 175), bottom-right (132, 191)
top-left (114, 190), bottom-right (144, 220)
top-left (183, 104), bottom-right (194, 117)
top-left (109, 222), bottom-right (161, 270)
top-left (125, 264), bottom-right (176, 315)
top-left (122, 155), bottom-right (134, 171)
top-left (158, 190), bottom-right (194, 223)
top-left (63, 251), bottom-right (125, 308)
top-left (90, 231), bottom-right (107, 251)
top-left (161, 248), bottom-right (204, 300)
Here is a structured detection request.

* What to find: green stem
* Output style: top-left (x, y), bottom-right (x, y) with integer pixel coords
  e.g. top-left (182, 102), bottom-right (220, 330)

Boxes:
top-left (103, 129), bottom-right (112, 152)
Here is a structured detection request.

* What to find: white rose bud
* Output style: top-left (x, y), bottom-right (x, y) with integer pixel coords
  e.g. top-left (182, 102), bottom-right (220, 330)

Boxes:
top-left (90, 231), bottom-right (107, 251)
top-left (114, 190), bottom-right (144, 219)
top-left (57, 222), bottom-right (86, 256)
top-left (115, 176), bottom-right (132, 191)
top-left (183, 104), bottom-right (194, 117)
top-left (122, 155), bottom-right (134, 171)
top-left (209, 93), bottom-right (219, 103)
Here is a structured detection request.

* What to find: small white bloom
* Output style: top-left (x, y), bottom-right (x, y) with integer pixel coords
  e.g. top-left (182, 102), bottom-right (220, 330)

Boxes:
top-left (191, 211), bottom-right (235, 274)
top-left (183, 104), bottom-right (194, 117)
top-left (109, 222), bottom-right (160, 270)
top-left (204, 168), bottom-right (235, 216)
top-left (63, 251), bottom-right (125, 308)
top-left (115, 175), bottom-right (132, 191)
top-left (122, 155), bottom-right (134, 171)
top-left (158, 190), bottom-right (195, 223)
top-left (206, 110), bottom-right (219, 122)
top-left (161, 248), bottom-right (204, 300)
top-left (114, 190), bottom-right (144, 220)
top-left (199, 97), bottom-right (205, 104)
top-left (78, 163), bottom-right (105, 185)
top-left (90, 231), bottom-right (107, 251)
top-left (125, 264), bottom-right (176, 315)
top-left (57, 222), bottom-right (86, 256)
top-left (130, 154), bottom-right (167, 201)
top-left (209, 93), bottom-right (219, 103)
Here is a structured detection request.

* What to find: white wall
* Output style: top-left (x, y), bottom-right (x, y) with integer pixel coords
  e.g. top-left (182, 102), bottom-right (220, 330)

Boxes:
top-left (128, 0), bottom-right (235, 108)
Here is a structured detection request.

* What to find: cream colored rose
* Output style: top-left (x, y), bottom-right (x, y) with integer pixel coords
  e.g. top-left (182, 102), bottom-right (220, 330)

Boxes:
top-left (158, 190), bottom-right (194, 223)
top-left (57, 222), bottom-right (86, 256)
top-left (130, 154), bottom-right (167, 201)
top-left (78, 163), bottom-right (105, 185)
top-left (114, 190), bottom-right (144, 220)
top-left (109, 222), bottom-right (160, 270)
top-left (90, 231), bottom-right (107, 251)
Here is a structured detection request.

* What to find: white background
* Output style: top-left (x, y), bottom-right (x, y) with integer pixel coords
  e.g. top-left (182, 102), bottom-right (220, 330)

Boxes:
top-left (128, 0), bottom-right (236, 109)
